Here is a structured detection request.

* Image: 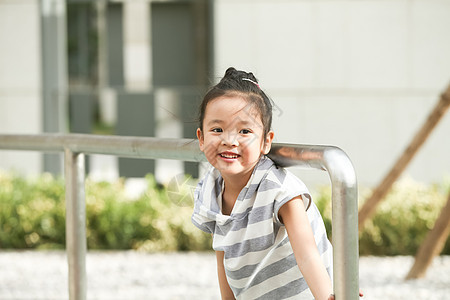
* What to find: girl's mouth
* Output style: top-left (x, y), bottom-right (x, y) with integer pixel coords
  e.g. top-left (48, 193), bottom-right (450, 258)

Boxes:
top-left (219, 152), bottom-right (240, 159)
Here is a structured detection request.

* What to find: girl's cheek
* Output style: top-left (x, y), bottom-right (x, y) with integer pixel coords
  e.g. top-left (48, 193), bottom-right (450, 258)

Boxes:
top-left (203, 136), bottom-right (219, 154)
top-left (237, 136), bottom-right (247, 146)
top-left (243, 135), bottom-right (259, 146)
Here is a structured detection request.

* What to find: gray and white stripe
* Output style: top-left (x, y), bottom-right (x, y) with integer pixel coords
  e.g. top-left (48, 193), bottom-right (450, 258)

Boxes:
top-left (192, 156), bottom-right (333, 299)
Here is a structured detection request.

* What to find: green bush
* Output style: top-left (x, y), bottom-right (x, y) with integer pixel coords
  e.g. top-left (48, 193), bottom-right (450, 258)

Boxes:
top-left (0, 173), bottom-right (66, 249)
top-left (358, 178), bottom-right (450, 255)
top-left (0, 172), bottom-right (211, 251)
top-left (1, 171), bottom-right (449, 255)
top-left (314, 177), bottom-right (450, 255)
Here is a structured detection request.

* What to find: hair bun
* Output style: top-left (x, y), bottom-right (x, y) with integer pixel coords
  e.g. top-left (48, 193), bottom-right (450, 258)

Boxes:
top-left (224, 67), bottom-right (237, 76)
top-left (223, 67), bottom-right (259, 84)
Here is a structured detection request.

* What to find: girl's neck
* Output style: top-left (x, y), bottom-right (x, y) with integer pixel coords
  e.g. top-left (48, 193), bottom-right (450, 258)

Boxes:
top-left (222, 170), bottom-right (253, 193)
top-left (221, 170), bottom-right (253, 215)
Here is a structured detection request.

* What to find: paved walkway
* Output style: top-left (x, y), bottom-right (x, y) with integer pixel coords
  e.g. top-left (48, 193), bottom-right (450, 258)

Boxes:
top-left (0, 251), bottom-right (449, 299)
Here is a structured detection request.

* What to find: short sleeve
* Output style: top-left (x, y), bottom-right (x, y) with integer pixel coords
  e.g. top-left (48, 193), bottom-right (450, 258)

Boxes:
top-left (191, 178), bottom-right (216, 234)
top-left (191, 214), bottom-right (215, 234)
top-left (272, 169), bottom-right (312, 226)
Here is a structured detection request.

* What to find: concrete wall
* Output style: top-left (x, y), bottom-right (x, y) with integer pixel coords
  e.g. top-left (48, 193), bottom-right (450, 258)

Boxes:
top-left (214, 0), bottom-right (450, 187)
top-left (0, 0), bottom-right (42, 174)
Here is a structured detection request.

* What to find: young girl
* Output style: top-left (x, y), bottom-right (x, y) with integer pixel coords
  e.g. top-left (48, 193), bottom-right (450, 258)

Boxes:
top-left (192, 67), bottom-right (335, 299)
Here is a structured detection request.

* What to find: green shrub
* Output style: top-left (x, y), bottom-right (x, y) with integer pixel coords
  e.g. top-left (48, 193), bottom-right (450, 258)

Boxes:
top-left (1, 171), bottom-right (449, 255)
top-left (313, 177), bottom-right (450, 256)
top-left (358, 178), bottom-right (450, 256)
top-left (0, 172), bottom-right (211, 251)
top-left (0, 172), bottom-right (66, 249)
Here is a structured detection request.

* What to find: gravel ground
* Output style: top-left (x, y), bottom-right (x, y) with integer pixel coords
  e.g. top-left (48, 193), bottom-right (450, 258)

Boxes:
top-left (0, 251), bottom-right (449, 300)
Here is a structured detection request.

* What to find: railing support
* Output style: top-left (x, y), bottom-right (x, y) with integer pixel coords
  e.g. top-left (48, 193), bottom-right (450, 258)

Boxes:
top-left (270, 144), bottom-right (359, 300)
top-left (326, 149), bottom-right (359, 300)
top-left (64, 149), bottom-right (87, 300)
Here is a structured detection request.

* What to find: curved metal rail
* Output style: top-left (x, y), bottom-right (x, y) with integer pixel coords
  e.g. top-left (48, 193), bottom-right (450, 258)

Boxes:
top-left (0, 134), bottom-right (359, 300)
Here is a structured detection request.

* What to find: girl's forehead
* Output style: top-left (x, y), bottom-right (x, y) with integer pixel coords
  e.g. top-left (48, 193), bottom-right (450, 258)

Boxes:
top-left (205, 96), bottom-right (262, 124)
top-left (208, 94), bottom-right (247, 105)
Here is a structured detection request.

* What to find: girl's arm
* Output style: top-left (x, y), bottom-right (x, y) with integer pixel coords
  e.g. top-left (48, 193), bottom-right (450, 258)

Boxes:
top-left (215, 251), bottom-right (236, 300)
top-left (278, 197), bottom-right (333, 300)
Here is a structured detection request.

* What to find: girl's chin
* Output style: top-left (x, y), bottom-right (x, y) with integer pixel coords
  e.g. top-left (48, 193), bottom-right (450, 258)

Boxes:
top-left (216, 164), bottom-right (243, 174)
top-left (215, 163), bottom-right (255, 177)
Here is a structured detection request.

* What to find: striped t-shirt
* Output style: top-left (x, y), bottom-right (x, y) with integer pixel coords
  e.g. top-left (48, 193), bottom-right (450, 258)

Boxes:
top-left (192, 156), bottom-right (333, 299)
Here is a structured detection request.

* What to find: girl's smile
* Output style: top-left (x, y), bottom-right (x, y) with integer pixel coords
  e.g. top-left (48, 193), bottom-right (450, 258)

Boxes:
top-left (219, 151), bottom-right (240, 161)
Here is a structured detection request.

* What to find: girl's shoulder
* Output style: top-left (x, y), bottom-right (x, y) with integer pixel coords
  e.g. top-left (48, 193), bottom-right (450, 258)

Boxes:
top-left (264, 158), bottom-right (312, 211)
top-left (264, 158), bottom-right (303, 187)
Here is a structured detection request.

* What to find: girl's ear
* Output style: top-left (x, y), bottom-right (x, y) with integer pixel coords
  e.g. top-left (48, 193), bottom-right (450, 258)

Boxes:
top-left (263, 131), bottom-right (275, 154)
top-left (196, 128), bottom-right (205, 151)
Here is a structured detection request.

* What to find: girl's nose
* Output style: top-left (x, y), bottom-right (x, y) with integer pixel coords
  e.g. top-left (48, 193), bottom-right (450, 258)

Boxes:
top-left (222, 132), bottom-right (239, 147)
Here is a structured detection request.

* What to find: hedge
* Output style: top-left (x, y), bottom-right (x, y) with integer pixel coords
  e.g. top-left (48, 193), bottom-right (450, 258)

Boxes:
top-left (0, 171), bottom-right (449, 255)
top-left (358, 178), bottom-right (450, 255)
top-left (0, 172), bottom-right (211, 251)
top-left (315, 177), bottom-right (450, 255)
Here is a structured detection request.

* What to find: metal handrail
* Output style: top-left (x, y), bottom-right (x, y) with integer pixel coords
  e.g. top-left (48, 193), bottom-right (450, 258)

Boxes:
top-left (0, 133), bottom-right (359, 300)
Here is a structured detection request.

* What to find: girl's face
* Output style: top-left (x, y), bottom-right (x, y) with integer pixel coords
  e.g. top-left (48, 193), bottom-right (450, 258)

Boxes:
top-left (197, 96), bottom-right (274, 181)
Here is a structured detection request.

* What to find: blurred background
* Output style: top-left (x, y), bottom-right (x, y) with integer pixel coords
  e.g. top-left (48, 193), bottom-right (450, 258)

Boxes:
top-left (0, 0), bottom-right (449, 188)
top-left (1, 1), bottom-right (450, 299)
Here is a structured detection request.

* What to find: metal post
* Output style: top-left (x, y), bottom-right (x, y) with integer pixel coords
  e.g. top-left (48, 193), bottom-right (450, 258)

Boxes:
top-left (325, 149), bottom-right (359, 300)
top-left (64, 149), bottom-right (87, 300)
top-left (269, 144), bottom-right (359, 300)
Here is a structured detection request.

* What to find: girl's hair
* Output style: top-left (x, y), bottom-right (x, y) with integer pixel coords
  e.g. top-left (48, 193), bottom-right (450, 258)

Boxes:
top-left (198, 67), bottom-right (273, 137)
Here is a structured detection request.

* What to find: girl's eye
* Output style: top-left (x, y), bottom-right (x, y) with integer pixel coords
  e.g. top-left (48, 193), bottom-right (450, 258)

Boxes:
top-left (211, 128), bottom-right (223, 133)
top-left (240, 129), bottom-right (252, 134)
